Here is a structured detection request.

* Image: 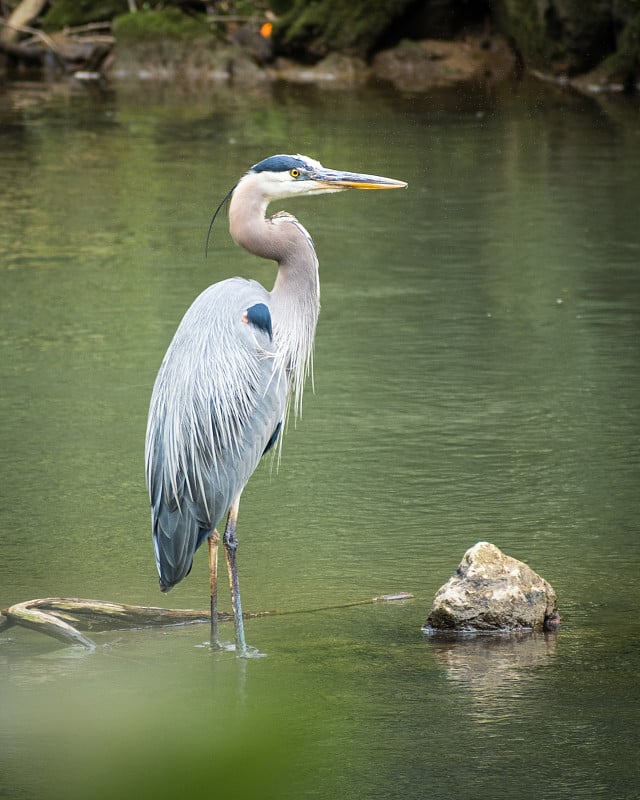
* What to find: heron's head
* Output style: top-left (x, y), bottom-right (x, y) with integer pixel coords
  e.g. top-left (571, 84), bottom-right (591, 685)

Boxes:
top-left (206, 154), bottom-right (406, 255)
top-left (244, 153), bottom-right (407, 201)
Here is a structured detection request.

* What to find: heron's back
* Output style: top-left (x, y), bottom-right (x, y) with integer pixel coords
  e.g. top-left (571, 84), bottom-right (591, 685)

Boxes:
top-left (145, 278), bottom-right (286, 591)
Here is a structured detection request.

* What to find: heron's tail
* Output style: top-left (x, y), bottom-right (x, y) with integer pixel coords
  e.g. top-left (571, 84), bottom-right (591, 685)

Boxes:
top-left (151, 505), bottom-right (205, 593)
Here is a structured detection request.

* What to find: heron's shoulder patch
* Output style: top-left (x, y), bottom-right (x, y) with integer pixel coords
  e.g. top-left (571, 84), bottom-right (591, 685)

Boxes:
top-left (242, 302), bottom-right (272, 340)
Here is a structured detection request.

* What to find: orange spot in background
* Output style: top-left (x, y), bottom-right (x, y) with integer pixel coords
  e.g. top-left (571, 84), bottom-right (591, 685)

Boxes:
top-left (260, 22), bottom-right (273, 38)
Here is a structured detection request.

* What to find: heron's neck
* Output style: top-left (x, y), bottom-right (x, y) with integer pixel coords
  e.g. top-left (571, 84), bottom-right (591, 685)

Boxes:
top-left (269, 212), bottom-right (320, 396)
top-left (229, 183), bottom-right (320, 414)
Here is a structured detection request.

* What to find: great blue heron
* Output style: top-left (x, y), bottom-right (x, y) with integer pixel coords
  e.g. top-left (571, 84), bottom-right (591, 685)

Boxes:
top-left (145, 154), bottom-right (407, 656)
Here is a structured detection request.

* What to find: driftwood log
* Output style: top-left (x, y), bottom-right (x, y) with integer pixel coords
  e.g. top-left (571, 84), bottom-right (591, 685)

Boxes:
top-left (0, 593), bottom-right (413, 650)
top-left (0, 0), bottom-right (115, 77)
top-left (0, 0), bottom-right (48, 43)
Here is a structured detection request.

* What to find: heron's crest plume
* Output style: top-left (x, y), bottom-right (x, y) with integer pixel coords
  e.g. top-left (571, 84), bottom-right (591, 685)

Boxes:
top-left (206, 183), bottom-right (236, 257)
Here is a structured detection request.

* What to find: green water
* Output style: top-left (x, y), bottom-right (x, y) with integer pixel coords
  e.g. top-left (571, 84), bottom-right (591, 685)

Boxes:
top-left (1, 78), bottom-right (639, 800)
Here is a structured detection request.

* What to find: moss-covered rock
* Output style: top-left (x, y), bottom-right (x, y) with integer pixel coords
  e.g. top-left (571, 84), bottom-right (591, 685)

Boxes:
top-left (42, 0), bottom-right (129, 31)
top-left (113, 8), bottom-right (210, 43)
top-left (110, 8), bottom-right (269, 84)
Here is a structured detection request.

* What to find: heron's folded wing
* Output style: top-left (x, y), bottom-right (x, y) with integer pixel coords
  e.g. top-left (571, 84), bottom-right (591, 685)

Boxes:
top-left (145, 278), bottom-right (287, 590)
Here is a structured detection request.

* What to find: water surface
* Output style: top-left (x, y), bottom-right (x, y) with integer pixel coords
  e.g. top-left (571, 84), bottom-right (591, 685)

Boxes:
top-left (1, 78), bottom-right (639, 799)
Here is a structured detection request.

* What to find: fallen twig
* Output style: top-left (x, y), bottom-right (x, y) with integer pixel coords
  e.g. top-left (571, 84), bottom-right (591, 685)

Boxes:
top-left (0, 20), bottom-right (61, 54)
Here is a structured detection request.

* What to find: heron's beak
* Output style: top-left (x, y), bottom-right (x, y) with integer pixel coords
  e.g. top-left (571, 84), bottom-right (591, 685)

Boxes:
top-left (312, 168), bottom-right (408, 191)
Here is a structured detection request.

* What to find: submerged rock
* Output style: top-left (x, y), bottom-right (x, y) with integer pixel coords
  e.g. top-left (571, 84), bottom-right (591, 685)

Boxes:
top-left (424, 542), bottom-right (559, 634)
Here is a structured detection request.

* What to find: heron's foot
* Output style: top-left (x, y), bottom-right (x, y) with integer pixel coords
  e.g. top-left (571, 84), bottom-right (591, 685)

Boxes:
top-left (195, 638), bottom-right (233, 651)
top-left (207, 637), bottom-right (227, 652)
top-left (196, 640), bottom-right (266, 658)
top-left (236, 643), bottom-right (267, 659)
top-left (204, 639), bottom-right (236, 652)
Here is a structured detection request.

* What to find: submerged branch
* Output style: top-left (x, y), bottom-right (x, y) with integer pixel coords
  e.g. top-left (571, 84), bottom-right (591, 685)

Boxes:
top-left (1, 593), bottom-right (413, 650)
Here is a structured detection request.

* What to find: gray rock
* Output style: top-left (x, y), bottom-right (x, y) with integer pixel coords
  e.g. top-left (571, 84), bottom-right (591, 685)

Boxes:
top-left (372, 35), bottom-right (516, 91)
top-left (268, 54), bottom-right (370, 88)
top-left (424, 542), bottom-right (559, 634)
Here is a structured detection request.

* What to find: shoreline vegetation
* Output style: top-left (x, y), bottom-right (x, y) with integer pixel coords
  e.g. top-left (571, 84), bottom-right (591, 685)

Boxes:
top-left (1, 1), bottom-right (639, 95)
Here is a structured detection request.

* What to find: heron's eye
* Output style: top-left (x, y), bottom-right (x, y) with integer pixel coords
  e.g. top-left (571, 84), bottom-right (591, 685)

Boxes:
top-left (290, 169), bottom-right (300, 179)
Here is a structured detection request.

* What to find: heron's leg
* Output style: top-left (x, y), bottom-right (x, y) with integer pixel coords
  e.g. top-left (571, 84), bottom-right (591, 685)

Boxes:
top-left (223, 497), bottom-right (247, 656)
top-left (208, 530), bottom-right (221, 648)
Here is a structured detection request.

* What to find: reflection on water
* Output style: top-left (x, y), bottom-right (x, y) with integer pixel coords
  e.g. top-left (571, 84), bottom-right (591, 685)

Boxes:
top-left (1, 78), bottom-right (640, 800)
top-left (428, 632), bottom-right (558, 720)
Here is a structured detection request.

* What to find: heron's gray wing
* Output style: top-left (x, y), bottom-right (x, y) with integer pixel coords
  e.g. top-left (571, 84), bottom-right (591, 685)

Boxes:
top-left (145, 278), bottom-right (287, 591)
